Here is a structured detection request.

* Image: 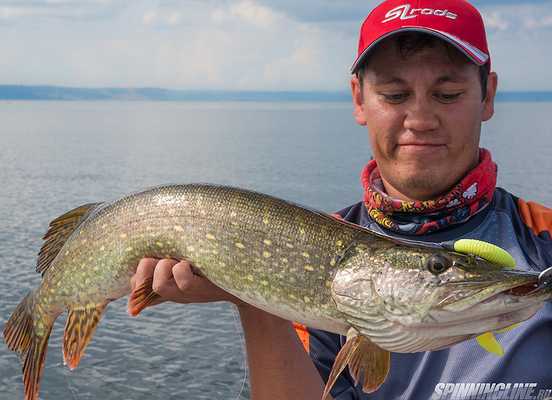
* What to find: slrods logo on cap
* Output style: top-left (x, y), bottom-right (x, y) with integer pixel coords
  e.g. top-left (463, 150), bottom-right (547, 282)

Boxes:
top-left (382, 4), bottom-right (458, 23)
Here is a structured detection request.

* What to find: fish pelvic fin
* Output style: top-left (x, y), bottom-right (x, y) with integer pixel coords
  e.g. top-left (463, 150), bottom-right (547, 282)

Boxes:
top-left (37, 202), bottom-right (103, 275)
top-left (322, 328), bottom-right (390, 400)
top-left (63, 303), bottom-right (107, 370)
top-left (4, 292), bottom-right (54, 400)
top-left (3, 292), bottom-right (34, 354)
top-left (128, 277), bottom-right (160, 317)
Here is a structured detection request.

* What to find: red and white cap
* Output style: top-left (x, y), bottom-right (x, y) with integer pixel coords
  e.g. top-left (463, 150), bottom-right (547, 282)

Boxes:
top-left (351, 0), bottom-right (490, 73)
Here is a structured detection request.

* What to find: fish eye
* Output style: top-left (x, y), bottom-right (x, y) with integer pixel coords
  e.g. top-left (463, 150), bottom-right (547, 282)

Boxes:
top-left (426, 254), bottom-right (452, 275)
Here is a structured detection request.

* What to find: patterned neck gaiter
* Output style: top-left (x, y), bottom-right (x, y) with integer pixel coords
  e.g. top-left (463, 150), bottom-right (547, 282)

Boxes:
top-left (361, 148), bottom-right (497, 235)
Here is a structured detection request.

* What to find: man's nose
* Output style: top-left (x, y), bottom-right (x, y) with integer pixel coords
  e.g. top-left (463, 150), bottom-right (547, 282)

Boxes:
top-left (403, 98), bottom-right (440, 132)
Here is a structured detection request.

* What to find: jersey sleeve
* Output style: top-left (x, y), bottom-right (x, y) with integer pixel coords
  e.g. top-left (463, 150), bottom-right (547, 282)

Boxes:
top-left (513, 197), bottom-right (552, 270)
top-left (517, 199), bottom-right (552, 240)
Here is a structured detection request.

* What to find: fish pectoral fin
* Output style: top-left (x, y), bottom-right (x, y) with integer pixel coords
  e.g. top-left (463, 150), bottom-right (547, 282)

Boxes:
top-left (322, 329), bottom-right (390, 400)
top-left (127, 277), bottom-right (161, 317)
top-left (37, 202), bottom-right (103, 275)
top-left (63, 303), bottom-right (107, 370)
top-left (347, 333), bottom-right (390, 393)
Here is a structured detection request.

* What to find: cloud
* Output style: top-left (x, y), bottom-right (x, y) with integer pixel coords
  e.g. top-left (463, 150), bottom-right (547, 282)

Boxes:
top-left (0, 0), bottom-right (551, 90)
top-left (0, 0), bottom-right (356, 90)
top-left (0, 0), bottom-right (125, 21)
top-left (482, 11), bottom-right (510, 31)
top-left (472, 0), bottom-right (550, 5)
top-left (478, 2), bottom-right (552, 32)
top-left (253, 0), bottom-right (550, 23)
top-left (476, 3), bottom-right (552, 90)
top-left (211, 0), bottom-right (284, 29)
top-left (221, 0), bottom-right (280, 28)
top-left (524, 14), bottom-right (552, 30)
top-left (142, 10), bottom-right (155, 25)
top-left (254, 0), bottom-right (378, 23)
top-left (142, 9), bottom-right (182, 27)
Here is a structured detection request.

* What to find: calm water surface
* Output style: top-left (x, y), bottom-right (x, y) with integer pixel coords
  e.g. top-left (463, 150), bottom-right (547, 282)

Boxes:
top-left (0, 101), bottom-right (551, 399)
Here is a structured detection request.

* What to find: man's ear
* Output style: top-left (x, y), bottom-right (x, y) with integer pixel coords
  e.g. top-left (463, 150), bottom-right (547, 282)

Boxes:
top-left (482, 71), bottom-right (498, 122)
top-left (351, 75), bottom-right (368, 126)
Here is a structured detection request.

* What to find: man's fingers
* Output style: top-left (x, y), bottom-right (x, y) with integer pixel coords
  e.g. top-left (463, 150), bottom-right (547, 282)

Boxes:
top-left (131, 257), bottom-right (240, 306)
top-left (152, 258), bottom-right (179, 297)
top-left (172, 261), bottom-right (195, 292)
top-left (133, 258), bottom-right (160, 291)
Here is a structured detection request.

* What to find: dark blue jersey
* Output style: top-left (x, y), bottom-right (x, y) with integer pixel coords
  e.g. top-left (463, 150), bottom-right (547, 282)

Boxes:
top-left (300, 188), bottom-right (552, 399)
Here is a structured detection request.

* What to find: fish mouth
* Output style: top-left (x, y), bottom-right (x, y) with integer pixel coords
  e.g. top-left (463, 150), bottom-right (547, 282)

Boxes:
top-left (497, 266), bottom-right (552, 298)
top-left (418, 276), bottom-right (548, 335)
top-left (435, 268), bottom-right (545, 313)
top-left (480, 280), bottom-right (541, 303)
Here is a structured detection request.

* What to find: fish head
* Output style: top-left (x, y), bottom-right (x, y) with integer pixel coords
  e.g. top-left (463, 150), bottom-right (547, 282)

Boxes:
top-left (331, 243), bottom-right (550, 352)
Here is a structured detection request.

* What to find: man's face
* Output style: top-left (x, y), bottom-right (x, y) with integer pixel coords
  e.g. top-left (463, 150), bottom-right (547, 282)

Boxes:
top-left (351, 39), bottom-right (497, 201)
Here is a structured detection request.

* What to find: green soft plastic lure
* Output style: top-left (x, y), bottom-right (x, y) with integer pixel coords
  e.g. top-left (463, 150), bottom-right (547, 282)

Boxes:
top-left (453, 239), bottom-right (516, 269)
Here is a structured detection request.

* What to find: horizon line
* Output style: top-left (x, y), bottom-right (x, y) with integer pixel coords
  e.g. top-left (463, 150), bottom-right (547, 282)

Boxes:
top-left (0, 84), bottom-right (551, 102)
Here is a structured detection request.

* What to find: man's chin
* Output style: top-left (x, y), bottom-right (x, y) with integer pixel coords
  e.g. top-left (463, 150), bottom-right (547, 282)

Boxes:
top-left (388, 170), bottom-right (454, 200)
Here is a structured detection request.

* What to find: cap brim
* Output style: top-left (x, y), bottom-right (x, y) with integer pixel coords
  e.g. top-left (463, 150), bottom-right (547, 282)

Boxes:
top-left (350, 27), bottom-right (489, 74)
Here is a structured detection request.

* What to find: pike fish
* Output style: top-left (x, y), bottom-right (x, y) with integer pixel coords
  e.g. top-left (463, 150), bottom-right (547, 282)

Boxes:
top-left (3, 184), bottom-right (551, 400)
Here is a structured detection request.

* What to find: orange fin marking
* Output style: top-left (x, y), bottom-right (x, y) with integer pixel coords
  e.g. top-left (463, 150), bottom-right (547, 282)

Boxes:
top-left (293, 322), bottom-right (310, 352)
top-left (128, 277), bottom-right (160, 316)
top-left (62, 303), bottom-right (107, 370)
top-left (37, 202), bottom-right (103, 275)
top-left (3, 293), bottom-right (34, 354)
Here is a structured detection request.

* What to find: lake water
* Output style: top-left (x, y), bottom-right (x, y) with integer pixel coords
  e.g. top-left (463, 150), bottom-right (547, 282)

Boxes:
top-left (0, 101), bottom-right (551, 399)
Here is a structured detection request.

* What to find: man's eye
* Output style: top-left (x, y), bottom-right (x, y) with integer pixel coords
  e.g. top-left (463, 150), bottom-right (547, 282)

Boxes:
top-left (434, 92), bottom-right (463, 103)
top-left (382, 93), bottom-right (409, 103)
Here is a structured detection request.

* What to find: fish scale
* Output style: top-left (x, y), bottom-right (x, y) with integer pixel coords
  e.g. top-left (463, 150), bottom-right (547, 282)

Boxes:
top-left (39, 184), bottom-right (355, 330)
top-left (3, 183), bottom-right (551, 400)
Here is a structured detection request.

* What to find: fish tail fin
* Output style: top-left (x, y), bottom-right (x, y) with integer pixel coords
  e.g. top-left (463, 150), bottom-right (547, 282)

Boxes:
top-left (63, 303), bottom-right (107, 370)
top-left (4, 292), bottom-right (54, 400)
top-left (22, 329), bottom-right (52, 400)
top-left (127, 277), bottom-right (160, 316)
top-left (3, 293), bottom-right (34, 354)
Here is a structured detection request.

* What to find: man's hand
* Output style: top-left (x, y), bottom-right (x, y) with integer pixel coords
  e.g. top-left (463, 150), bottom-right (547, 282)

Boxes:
top-left (128, 258), bottom-right (245, 313)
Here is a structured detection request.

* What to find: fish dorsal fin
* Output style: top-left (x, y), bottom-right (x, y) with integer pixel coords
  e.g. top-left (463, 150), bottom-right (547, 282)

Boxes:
top-left (322, 328), bottom-right (390, 399)
top-left (63, 303), bottom-right (107, 370)
top-left (37, 202), bottom-right (103, 275)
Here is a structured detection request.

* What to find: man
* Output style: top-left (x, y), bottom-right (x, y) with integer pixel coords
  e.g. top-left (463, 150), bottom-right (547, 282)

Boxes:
top-left (129, 0), bottom-right (552, 398)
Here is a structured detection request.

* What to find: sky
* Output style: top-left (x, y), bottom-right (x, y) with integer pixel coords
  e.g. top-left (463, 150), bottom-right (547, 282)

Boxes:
top-left (2, 0), bottom-right (552, 91)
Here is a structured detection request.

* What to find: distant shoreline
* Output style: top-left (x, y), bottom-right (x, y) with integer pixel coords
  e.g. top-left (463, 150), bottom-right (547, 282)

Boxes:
top-left (1, 85), bottom-right (551, 102)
